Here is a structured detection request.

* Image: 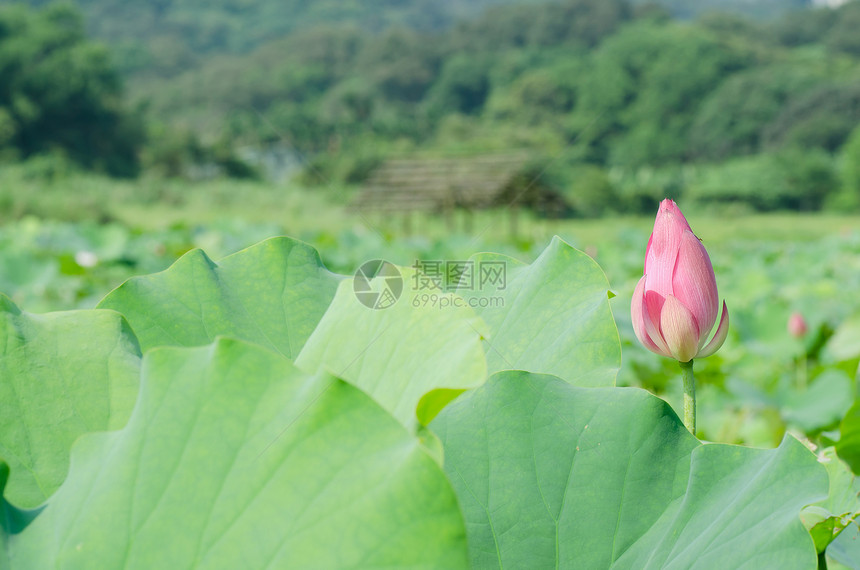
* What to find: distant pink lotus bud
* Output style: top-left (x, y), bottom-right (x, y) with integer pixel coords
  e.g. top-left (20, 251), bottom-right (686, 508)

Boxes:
top-left (788, 312), bottom-right (808, 338)
top-left (631, 199), bottom-right (729, 362)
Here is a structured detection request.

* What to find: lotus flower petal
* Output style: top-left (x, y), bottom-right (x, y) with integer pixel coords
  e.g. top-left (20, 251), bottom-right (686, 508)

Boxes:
top-left (643, 232), bottom-right (653, 273)
top-left (632, 276), bottom-right (665, 356)
top-left (660, 295), bottom-right (700, 363)
top-left (673, 229), bottom-right (719, 340)
top-left (697, 301), bottom-right (729, 358)
top-left (644, 201), bottom-right (685, 300)
top-left (643, 289), bottom-right (672, 357)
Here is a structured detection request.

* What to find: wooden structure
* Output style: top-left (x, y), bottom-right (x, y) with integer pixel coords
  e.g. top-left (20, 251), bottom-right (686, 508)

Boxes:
top-left (352, 153), bottom-right (569, 230)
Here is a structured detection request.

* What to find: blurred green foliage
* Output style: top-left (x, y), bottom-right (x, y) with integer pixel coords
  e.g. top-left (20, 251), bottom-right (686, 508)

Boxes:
top-left (0, 3), bottom-right (142, 176)
top-left (117, 0), bottom-right (860, 214)
top-left (840, 126), bottom-right (860, 209)
top-left (5, 205), bottom-right (860, 453)
top-left (5, 0), bottom-right (860, 214)
top-left (687, 149), bottom-right (838, 211)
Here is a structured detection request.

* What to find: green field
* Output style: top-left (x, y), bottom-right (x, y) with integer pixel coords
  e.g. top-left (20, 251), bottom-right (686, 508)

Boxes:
top-left (5, 175), bottom-right (860, 449)
top-left (8, 181), bottom-right (860, 568)
top-left (6, 0), bottom-right (860, 566)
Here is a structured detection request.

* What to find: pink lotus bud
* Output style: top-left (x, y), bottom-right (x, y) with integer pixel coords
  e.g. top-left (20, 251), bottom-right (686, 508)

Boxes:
top-left (788, 312), bottom-right (807, 338)
top-left (631, 199), bottom-right (729, 362)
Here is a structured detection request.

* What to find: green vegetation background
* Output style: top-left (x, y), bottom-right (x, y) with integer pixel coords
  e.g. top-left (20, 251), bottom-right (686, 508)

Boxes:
top-left (2, 0), bottom-right (860, 215)
top-left (6, 6), bottom-right (860, 566)
top-left (4, 0), bottom-right (860, 478)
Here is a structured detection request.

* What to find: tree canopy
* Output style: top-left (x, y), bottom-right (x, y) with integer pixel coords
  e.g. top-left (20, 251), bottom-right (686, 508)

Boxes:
top-left (0, 3), bottom-right (141, 175)
top-left (6, 0), bottom-right (860, 214)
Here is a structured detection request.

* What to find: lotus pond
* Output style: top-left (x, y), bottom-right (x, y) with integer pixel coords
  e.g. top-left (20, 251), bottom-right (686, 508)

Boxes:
top-left (3, 212), bottom-right (860, 568)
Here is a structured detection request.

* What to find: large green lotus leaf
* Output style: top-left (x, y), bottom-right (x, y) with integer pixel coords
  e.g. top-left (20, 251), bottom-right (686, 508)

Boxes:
top-left (0, 295), bottom-right (140, 509)
top-left (98, 237), bottom-right (342, 357)
top-left (1, 462), bottom-right (14, 570)
top-left (1, 461), bottom-right (41, 570)
top-left (1, 463), bottom-right (8, 570)
top-left (783, 369), bottom-right (854, 434)
top-left (824, 314), bottom-right (860, 363)
top-left (829, 524), bottom-right (860, 568)
top-left (460, 237), bottom-right (620, 386)
top-left (431, 371), bottom-right (828, 569)
top-left (801, 448), bottom-right (860, 555)
top-left (837, 398), bottom-right (860, 477)
top-left (8, 339), bottom-right (468, 569)
top-left (296, 269), bottom-right (487, 430)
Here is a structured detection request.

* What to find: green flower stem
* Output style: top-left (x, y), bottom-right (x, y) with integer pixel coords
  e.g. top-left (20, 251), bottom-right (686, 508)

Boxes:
top-left (680, 359), bottom-right (696, 435)
top-left (796, 353), bottom-right (808, 391)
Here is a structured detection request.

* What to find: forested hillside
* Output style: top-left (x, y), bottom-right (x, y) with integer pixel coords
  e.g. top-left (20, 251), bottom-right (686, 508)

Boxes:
top-left (2, 0), bottom-right (560, 77)
top-left (0, 4), bottom-right (142, 176)
top-left (2, 0), bottom-right (860, 214)
top-left (2, 0), bottom-right (813, 78)
top-left (121, 0), bottom-right (860, 212)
